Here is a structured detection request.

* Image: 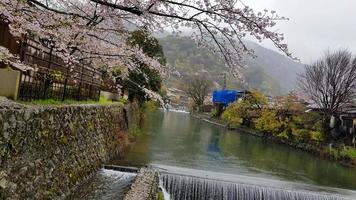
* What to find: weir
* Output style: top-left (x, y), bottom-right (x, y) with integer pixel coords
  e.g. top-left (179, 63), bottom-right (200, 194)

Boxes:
top-left (160, 173), bottom-right (353, 200)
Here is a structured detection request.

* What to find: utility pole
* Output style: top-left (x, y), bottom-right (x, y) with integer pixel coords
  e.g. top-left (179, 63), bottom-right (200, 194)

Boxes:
top-left (218, 73), bottom-right (226, 90)
top-left (223, 73), bottom-right (226, 90)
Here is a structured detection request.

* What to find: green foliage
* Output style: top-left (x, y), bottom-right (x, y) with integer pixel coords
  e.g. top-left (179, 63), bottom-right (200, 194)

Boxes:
top-left (292, 129), bottom-right (312, 143)
top-left (128, 29), bottom-right (166, 65)
top-left (276, 129), bottom-right (290, 140)
top-left (246, 90), bottom-right (268, 108)
top-left (144, 100), bottom-right (158, 112)
top-left (254, 109), bottom-right (285, 135)
top-left (324, 146), bottom-right (356, 161)
top-left (221, 90), bottom-right (326, 146)
top-left (122, 30), bottom-right (165, 105)
top-left (118, 96), bottom-right (128, 104)
top-left (33, 69), bottom-right (64, 88)
top-left (291, 112), bottom-right (323, 131)
top-left (48, 69), bottom-right (64, 82)
top-left (340, 147), bottom-right (356, 160)
top-left (157, 190), bottom-right (165, 200)
top-left (287, 127), bottom-right (324, 144)
top-left (222, 91), bottom-right (267, 127)
top-left (289, 112), bottom-right (325, 144)
top-left (310, 131), bottom-right (324, 144)
top-left (211, 108), bottom-right (217, 117)
top-left (122, 65), bottom-right (162, 104)
top-left (221, 103), bottom-right (244, 127)
top-left (98, 96), bottom-right (114, 105)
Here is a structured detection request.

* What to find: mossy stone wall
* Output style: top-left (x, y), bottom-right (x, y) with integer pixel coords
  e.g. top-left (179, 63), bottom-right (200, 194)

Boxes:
top-left (0, 104), bottom-right (129, 199)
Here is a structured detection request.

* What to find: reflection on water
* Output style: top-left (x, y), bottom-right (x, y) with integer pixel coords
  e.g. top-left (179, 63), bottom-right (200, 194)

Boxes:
top-left (110, 111), bottom-right (356, 191)
top-left (66, 169), bottom-right (136, 200)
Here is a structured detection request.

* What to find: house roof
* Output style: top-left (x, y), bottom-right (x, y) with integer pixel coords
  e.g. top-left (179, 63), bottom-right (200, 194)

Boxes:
top-left (0, 46), bottom-right (34, 72)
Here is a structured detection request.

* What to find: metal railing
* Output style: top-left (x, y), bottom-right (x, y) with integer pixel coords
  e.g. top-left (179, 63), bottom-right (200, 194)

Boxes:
top-left (0, 21), bottom-right (102, 101)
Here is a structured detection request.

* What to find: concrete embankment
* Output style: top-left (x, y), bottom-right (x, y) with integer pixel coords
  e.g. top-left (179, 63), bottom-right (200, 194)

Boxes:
top-left (123, 167), bottom-right (159, 200)
top-left (190, 113), bottom-right (228, 128)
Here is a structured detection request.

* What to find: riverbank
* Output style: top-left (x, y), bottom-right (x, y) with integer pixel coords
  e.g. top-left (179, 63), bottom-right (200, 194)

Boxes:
top-left (191, 112), bottom-right (356, 168)
top-left (190, 112), bottom-right (228, 127)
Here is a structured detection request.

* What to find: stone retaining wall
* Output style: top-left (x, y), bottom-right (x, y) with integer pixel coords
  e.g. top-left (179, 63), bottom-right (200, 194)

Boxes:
top-left (0, 103), bottom-right (130, 199)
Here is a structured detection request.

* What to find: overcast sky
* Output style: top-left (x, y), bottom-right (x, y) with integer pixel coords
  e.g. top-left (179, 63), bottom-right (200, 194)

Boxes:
top-left (244, 0), bottom-right (356, 63)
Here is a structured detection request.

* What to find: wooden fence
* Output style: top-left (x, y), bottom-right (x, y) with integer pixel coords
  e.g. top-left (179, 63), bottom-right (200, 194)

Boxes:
top-left (0, 21), bottom-right (102, 101)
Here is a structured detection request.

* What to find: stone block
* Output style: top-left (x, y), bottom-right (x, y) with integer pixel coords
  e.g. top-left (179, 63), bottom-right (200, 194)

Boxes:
top-left (0, 68), bottom-right (20, 100)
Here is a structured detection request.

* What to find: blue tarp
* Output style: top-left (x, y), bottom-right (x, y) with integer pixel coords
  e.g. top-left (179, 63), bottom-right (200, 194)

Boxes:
top-left (212, 90), bottom-right (238, 106)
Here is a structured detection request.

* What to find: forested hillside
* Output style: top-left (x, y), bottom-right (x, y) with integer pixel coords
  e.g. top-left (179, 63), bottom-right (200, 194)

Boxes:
top-left (159, 35), bottom-right (305, 95)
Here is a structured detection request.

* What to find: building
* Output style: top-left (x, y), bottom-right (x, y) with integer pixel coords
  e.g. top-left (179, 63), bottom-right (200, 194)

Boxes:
top-left (340, 104), bottom-right (356, 138)
top-left (0, 19), bottom-right (102, 101)
top-left (212, 89), bottom-right (249, 115)
top-left (166, 87), bottom-right (190, 108)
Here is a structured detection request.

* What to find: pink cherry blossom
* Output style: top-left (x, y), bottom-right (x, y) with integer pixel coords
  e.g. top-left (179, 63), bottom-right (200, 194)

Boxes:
top-left (0, 0), bottom-right (291, 99)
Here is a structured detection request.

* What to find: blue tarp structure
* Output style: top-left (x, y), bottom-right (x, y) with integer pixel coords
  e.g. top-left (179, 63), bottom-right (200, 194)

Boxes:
top-left (212, 90), bottom-right (238, 106)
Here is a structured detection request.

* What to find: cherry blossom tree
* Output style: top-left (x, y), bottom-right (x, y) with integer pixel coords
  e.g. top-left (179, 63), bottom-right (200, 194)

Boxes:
top-left (0, 46), bottom-right (32, 71)
top-left (0, 0), bottom-right (290, 75)
top-left (0, 0), bottom-right (293, 104)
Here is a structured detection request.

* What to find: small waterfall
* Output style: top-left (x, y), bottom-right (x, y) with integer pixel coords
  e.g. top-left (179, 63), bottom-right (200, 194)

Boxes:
top-left (67, 169), bottom-right (136, 200)
top-left (160, 173), bottom-right (352, 200)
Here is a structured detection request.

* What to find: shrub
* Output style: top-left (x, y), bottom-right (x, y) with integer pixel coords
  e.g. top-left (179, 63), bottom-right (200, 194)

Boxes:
top-left (312, 120), bottom-right (324, 133)
top-left (211, 108), bottom-right (218, 117)
top-left (340, 147), bottom-right (356, 160)
top-left (290, 112), bottom-right (325, 144)
top-left (254, 109), bottom-right (284, 135)
top-left (310, 131), bottom-right (324, 144)
top-left (292, 112), bottom-right (323, 130)
top-left (222, 91), bottom-right (267, 127)
top-left (144, 100), bottom-right (158, 112)
top-left (293, 129), bottom-right (311, 143)
top-left (221, 105), bottom-right (243, 127)
top-left (277, 129), bottom-right (290, 140)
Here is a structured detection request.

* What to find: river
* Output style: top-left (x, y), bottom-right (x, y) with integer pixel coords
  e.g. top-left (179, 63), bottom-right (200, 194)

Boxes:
top-left (109, 110), bottom-right (356, 198)
top-left (70, 110), bottom-right (356, 199)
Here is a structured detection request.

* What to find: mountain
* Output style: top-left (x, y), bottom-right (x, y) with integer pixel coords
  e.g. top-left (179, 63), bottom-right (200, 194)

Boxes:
top-left (158, 35), bottom-right (305, 96)
top-left (243, 41), bottom-right (305, 93)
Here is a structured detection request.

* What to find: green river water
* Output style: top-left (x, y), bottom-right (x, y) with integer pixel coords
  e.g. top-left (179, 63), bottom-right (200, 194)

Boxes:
top-left (111, 110), bottom-right (356, 191)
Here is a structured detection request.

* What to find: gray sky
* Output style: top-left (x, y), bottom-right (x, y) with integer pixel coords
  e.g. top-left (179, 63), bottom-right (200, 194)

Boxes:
top-left (244, 0), bottom-right (356, 63)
